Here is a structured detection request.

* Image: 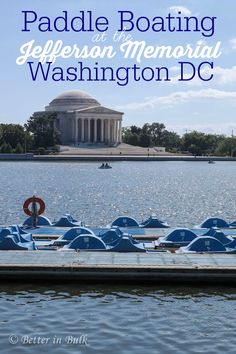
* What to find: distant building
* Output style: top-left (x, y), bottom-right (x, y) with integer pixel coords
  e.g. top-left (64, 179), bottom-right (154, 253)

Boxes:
top-left (33, 90), bottom-right (123, 146)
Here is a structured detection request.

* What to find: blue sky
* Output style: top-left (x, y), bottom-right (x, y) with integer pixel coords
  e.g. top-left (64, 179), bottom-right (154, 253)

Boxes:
top-left (1, 0), bottom-right (236, 135)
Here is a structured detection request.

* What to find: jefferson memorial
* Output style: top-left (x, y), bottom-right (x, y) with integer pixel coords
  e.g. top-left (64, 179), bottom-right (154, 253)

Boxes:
top-left (33, 90), bottom-right (123, 146)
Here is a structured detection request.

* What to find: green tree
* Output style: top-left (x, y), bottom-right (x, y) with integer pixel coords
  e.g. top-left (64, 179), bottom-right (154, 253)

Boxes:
top-left (15, 142), bottom-right (24, 154)
top-left (130, 125), bottom-right (141, 134)
top-left (181, 131), bottom-right (208, 155)
top-left (0, 142), bottom-right (13, 153)
top-left (0, 123), bottom-right (29, 150)
top-left (161, 131), bottom-right (181, 149)
top-left (25, 113), bottom-right (60, 149)
top-left (215, 138), bottom-right (236, 156)
top-left (139, 133), bottom-right (152, 147)
top-left (143, 123), bottom-right (166, 146)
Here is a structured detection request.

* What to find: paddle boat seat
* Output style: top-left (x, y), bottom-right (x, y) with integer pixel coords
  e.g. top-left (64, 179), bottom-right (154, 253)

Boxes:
top-left (10, 224), bottom-right (30, 235)
top-left (229, 220), bottom-right (236, 227)
top-left (0, 232), bottom-right (37, 250)
top-left (226, 239), bottom-right (236, 249)
top-left (53, 214), bottom-right (82, 227)
top-left (109, 235), bottom-right (146, 252)
top-left (202, 229), bottom-right (233, 246)
top-left (0, 227), bottom-right (33, 243)
top-left (100, 228), bottom-right (123, 246)
top-left (140, 216), bottom-right (169, 228)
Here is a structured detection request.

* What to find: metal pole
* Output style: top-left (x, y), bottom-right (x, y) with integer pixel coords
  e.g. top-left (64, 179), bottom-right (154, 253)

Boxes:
top-left (24, 131), bottom-right (27, 153)
top-left (31, 196), bottom-right (38, 228)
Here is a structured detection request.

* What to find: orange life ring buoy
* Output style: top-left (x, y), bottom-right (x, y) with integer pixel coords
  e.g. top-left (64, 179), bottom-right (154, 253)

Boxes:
top-left (23, 196), bottom-right (45, 216)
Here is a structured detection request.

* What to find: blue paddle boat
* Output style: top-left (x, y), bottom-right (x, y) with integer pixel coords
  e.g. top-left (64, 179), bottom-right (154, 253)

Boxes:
top-left (155, 228), bottom-right (198, 250)
top-left (196, 217), bottom-right (229, 229)
top-left (177, 236), bottom-right (236, 254)
top-left (110, 215), bottom-right (169, 229)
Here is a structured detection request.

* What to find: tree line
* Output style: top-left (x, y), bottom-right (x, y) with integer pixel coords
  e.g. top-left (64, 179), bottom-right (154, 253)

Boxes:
top-left (1, 116), bottom-right (236, 156)
top-left (122, 123), bottom-right (236, 156)
top-left (0, 113), bottom-right (60, 154)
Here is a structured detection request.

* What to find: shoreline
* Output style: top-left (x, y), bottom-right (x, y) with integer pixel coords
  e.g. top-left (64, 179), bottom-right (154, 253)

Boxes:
top-left (0, 154), bottom-right (236, 162)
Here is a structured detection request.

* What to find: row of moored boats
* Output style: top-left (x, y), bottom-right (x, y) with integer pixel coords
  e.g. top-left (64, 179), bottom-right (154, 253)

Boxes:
top-left (1, 214), bottom-right (236, 254)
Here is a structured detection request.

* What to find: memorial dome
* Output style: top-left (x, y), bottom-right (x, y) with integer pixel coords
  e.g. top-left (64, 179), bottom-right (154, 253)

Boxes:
top-left (45, 90), bottom-right (100, 112)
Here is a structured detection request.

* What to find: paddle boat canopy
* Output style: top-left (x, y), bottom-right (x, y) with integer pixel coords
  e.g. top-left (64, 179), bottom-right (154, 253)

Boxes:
top-left (53, 226), bottom-right (95, 246)
top-left (177, 236), bottom-right (227, 253)
top-left (23, 215), bottom-right (52, 227)
top-left (155, 228), bottom-right (197, 248)
top-left (196, 217), bottom-right (229, 229)
top-left (64, 234), bottom-right (107, 251)
top-left (110, 215), bottom-right (169, 229)
top-left (111, 216), bottom-right (139, 228)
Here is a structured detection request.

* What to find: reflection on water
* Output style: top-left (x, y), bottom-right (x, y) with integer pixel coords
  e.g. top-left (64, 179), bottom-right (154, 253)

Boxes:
top-left (0, 161), bottom-right (236, 353)
top-left (0, 284), bottom-right (236, 353)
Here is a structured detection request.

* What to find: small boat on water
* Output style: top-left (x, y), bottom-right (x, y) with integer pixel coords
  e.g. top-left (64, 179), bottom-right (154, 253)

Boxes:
top-left (208, 160), bottom-right (215, 164)
top-left (99, 163), bottom-right (112, 169)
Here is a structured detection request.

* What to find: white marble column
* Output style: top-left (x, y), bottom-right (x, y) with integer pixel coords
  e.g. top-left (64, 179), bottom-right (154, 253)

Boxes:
top-left (107, 119), bottom-right (111, 144)
top-left (101, 119), bottom-right (104, 142)
top-left (115, 120), bottom-right (118, 143)
top-left (81, 118), bottom-right (84, 142)
top-left (119, 120), bottom-right (122, 143)
top-left (112, 121), bottom-right (115, 143)
top-left (88, 119), bottom-right (91, 142)
top-left (114, 120), bottom-right (117, 143)
top-left (75, 116), bottom-right (78, 145)
top-left (71, 118), bottom-right (74, 143)
top-left (94, 119), bottom-right (97, 143)
top-left (113, 122), bottom-right (115, 143)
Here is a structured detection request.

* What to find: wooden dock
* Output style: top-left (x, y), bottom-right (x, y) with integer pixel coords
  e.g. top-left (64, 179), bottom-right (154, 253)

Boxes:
top-left (0, 251), bottom-right (236, 285)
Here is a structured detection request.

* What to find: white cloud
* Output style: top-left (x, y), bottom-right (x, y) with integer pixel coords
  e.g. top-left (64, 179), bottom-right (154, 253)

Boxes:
top-left (168, 6), bottom-right (192, 16)
top-left (117, 89), bottom-right (236, 110)
top-left (169, 66), bottom-right (180, 72)
top-left (211, 66), bottom-right (236, 84)
top-left (230, 38), bottom-right (236, 50)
